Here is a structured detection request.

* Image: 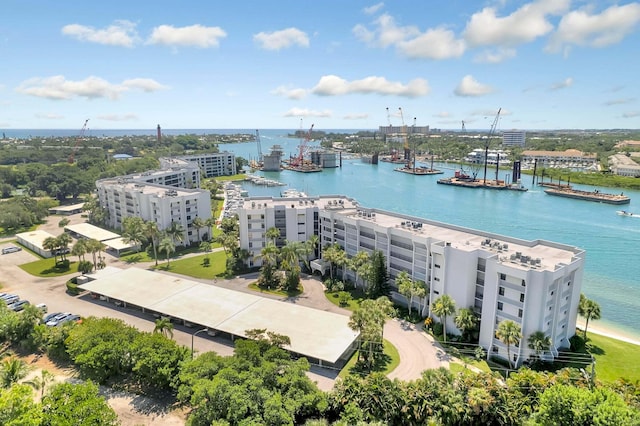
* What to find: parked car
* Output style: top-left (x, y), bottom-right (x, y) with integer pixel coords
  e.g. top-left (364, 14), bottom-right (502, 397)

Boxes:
top-left (1, 294), bottom-right (20, 305)
top-left (55, 314), bottom-right (81, 326)
top-left (43, 312), bottom-right (62, 323)
top-left (36, 303), bottom-right (48, 313)
top-left (1, 246), bottom-right (22, 255)
top-left (8, 300), bottom-right (30, 312)
top-left (45, 312), bottom-right (71, 327)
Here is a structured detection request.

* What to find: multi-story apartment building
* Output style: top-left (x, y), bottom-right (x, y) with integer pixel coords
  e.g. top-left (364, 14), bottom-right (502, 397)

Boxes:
top-left (502, 130), bottom-right (526, 147)
top-left (160, 152), bottom-right (236, 178)
top-left (238, 195), bottom-right (585, 367)
top-left (608, 153), bottom-right (640, 177)
top-left (96, 165), bottom-right (212, 246)
top-left (521, 149), bottom-right (598, 170)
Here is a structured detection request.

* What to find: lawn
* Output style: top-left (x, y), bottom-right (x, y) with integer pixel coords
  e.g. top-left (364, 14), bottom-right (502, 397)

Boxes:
top-left (19, 258), bottom-right (78, 277)
top-left (152, 251), bottom-right (228, 279)
top-left (339, 339), bottom-right (400, 378)
top-left (585, 332), bottom-right (640, 383)
top-left (325, 287), bottom-right (367, 312)
top-left (214, 174), bottom-right (247, 182)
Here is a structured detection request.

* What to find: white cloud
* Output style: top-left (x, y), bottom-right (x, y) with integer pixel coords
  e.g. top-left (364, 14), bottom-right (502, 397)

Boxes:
top-left (16, 75), bottom-right (167, 100)
top-left (473, 48), bottom-right (516, 63)
top-left (284, 108), bottom-right (332, 118)
top-left (97, 114), bottom-right (138, 121)
top-left (364, 2), bottom-right (384, 15)
top-left (622, 111), bottom-right (640, 118)
top-left (454, 75), bottom-right (494, 97)
top-left (61, 20), bottom-right (139, 47)
top-left (312, 75), bottom-right (429, 98)
top-left (254, 28), bottom-right (309, 50)
top-left (352, 24), bottom-right (375, 44)
top-left (148, 24), bottom-right (227, 48)
top-left (271, 85), bottom-right (308, 100)
top-left (35, 113), bottom-right (64, 120)
top-left (398, 27), bottom-right (466, 59)
top-left (546, 3), bottom-right (640, 53)
top-left (550, 77), bottom-right (573, 90)
top-left (343, 113), bottom-right (369, 120)
top-left (435, 111), bottom-right (451, 118)
top-left (464, 0), bottom-right (569, 47)
top-left (604, 98), bottom-right (635, 106)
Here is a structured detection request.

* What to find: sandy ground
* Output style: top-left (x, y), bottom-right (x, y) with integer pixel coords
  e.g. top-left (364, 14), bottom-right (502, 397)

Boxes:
top-left (19, 353), bottom-right (188, 425)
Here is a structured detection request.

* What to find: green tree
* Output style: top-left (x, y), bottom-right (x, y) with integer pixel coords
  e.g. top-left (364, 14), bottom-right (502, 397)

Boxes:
top-left (454, 308), bottom-right (478, 342)
top-left (257, 242), bottom-right (279, 289)
top-left (396, 271), bottom-right (414, 315)
top-left (192, 216), bottom-right (206, 242)
top-left (265, 226), bottom-right (281, 245)
top-left (71, 239), bottom-right (87, 262)
top-left (0, 358), bottom-right (29, 389)
top-left (367, 250), bottom-right (389, 298)
top-left (0, 384), bottom-right (43, 426)
top-left (280, 240), bottom-right (305, 292)
top-left (84, 239), bottom-right (105, 271)
top-left (579, 294), bottom-right (602, 340)
top-left (159, 236), bottom-right (175, 267)
top-left (527, 331), bottom-right (552, 363)
top-left (41, 381), bottom-right (119, 426)
top-left (131, 332), bottom-right (189, 390)
top-left (57, 217), bottom-right (70, 228)
top-left (30, 369), bottom-right (55, 401)
top-left (432, 294), bottom-right (456, 342)
top-left (43, 236), bottom-right (58, 264)
top-left (166, 221), bottom-right (185, 246)
top-left (349, 250), bottom-right (370, 289)
top-left (496, 319), bottom-right (522, 369)
top-left (322, 243), bottom-right (346, 282)
top-left (153, 317), bottom-right (174, 339)
top-left (121, 216), bottom-right (146, 252)
top-left (143, 220), bottom-right (161, 266)
top-left (55, 232), bottom-right (73, 262)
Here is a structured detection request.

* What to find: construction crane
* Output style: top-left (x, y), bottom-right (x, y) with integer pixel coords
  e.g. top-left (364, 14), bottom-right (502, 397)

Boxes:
top-left (399, 107), bottom-right (410, 161)
top-left (68, 119), bottom-right (89, 163)
top-left (255, 130), bottom-right (263, 163)
top-left (461, 120), bottom-right (466, 133)
top-left (291, 123), bottom-right (314, 167)
top-left (483, 108), bottom-right (502, 184)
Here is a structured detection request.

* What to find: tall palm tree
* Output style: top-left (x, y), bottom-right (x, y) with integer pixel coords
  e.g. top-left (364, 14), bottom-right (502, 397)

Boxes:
top-left (159, 236), bottom-right (175, 267)
top-left (153, 317), bottom-right (174, 339)
top-left (322, 243), bottom-right (346, 281)
top-left (496, 319), bottom-right (522, 369)
top-left (30, 369), bottom-right (55, 400)
top-left (71, 239), bottom-right (87, 262)
top-left (143, 221), bottom-right (161, 266)
top-left (454, 308), bottom-right (478, 342)
top-left (265, 227), bottom-right (281, 245)
top-left (578, 295), bottom-right (601, 340)
top-left (396, 271), bottom-right (414, 314)
top-left (349, 250), bottom-right (370, 289)
top-left (0, 358), bottom-right (29, 389)
top-left (43, 236), bottom-right (58, 263)
top-left (527, 331), bottom-right (551, 362)
top-left (432, 294), bottom-right (456, 342)
top-left (192, 217), bottom-right (205, 242)
top-left (166, 221), bottom-right (185, 246)
top-left (258, 242), bottom-right (279, 288)
top-left (56, 232), bottom-right (73, 261)
top-left (121, 216), bottom-right (146, 252)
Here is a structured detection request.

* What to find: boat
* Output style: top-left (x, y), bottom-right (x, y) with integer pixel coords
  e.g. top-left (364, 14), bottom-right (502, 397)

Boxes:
top-left (617, 210), bottom-right (639, 217)
top-left (544, 188), bottom-right (630, 205)
top-left (394, 165), bottom-right (444, 175)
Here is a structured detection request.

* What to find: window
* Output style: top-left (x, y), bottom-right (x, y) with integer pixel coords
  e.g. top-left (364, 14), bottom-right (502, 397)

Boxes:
top-left (434, 277), bottom-right (440, 282)
top-left (518, 309), bottom-right (523, 318)
top-left (434, 290), bottom-right (440, 295)
top-left (499, 287), bottom-right (505, 296)
top-left (497, 302), bottom-right (503, 311)
top-left (500, 273), bottom-right (506, 280)
top-left (520, 293), bottom-right (525, 302)
top-left (522, 280), bottom-right (526, 287)
top-left (550, 290), bottom-right (554, 296)
top-left (434, 264), bottom-right (441, 269)
top-left (492, 346), bottom-right (499, 353)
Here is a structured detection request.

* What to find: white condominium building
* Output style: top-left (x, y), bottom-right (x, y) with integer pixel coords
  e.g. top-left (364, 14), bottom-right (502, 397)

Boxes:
top-left (96, 166), bottom-right (212, 246)
top-left (160, 152), bottom-right (236, 178)
top-left (521, 149), bottom-right (598, 170)
top-left (237, 195), bottom-right (585, 368)
top-left (608, 153), bottom-right (640, 177)
top-left (502, 130), bottom-right (526, 147)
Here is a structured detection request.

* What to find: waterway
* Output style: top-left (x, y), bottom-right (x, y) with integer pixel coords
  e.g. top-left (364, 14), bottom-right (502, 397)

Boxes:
top-left (218, 130), bottom-right (640, 341)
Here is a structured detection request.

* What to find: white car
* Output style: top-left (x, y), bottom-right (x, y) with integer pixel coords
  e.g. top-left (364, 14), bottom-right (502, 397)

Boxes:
top-left (2, 246), bottom-right (22, 255)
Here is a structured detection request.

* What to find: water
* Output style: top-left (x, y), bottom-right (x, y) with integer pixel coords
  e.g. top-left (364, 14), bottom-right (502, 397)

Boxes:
top-left (5, 128), bottom-right (639, 339)
top-left (221, 130), bottom-right (640, 340)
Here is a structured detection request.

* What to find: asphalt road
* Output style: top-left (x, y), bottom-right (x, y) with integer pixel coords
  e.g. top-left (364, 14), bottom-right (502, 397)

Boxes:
top-left (0, 213), bottom-right (447, 391)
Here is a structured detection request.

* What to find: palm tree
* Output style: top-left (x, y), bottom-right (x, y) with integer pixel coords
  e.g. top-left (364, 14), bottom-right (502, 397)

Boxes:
top-left (322, 243), bottom-right (346, 281)
top-left (199, 241), bottom-right (212, 253)
top-left (159, 236), bottom-right (175, 267)
top-left (454, 308), bottom-right (478, 342)
top-left (0, 358), bottom-right (29, 389)
top-left (85, 238), bottom-right (105, 271)
top-left (396, 271), bottom-right (414, 315)
top-left (153, 317), bottom-right (174, 339)
top-left (496, 319), bottom-right (522, 369)
top-left (192, 217), bottom-right (205, 242)
top-left (121, 216), bottom-right (146, 252)
top-left (258, 242), bottom-right (279, 288)
top-left (578, 295), bottom-right (601, 340)
top-left (527, 331), bottom-right (552, 362)
top-left (43, 236), bottom-right (58, 263)
top-left (143, 221), bottom-right (161, 266)
top-left (265, 227), bottom-right (281, 245)
top-left (432, 294), bottom-right (456, 342)
top-left (302, 234), bottom-right (320, 272)
top-left (349, 250), bottom-right (370, 289)
top-left (166, 221), bottom-right (185, 246)
top-left (56, 232), bottom-right (72, 261)
top-left (30, 369), bottom-right (55, 400)
top-left (71, 239), bottom-right (87, 262)
top-left (280, 240), bottom-right (305, 290)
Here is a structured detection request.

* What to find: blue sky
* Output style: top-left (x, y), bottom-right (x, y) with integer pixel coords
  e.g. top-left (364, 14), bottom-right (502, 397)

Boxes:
top-left (1, 0), bottom-right (639, 131)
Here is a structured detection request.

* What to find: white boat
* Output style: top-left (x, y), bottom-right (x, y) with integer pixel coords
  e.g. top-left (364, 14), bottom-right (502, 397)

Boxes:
top-left (617, 210), bottom-right (639, 217)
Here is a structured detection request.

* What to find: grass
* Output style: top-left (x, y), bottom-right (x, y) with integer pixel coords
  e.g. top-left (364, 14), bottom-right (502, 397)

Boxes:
top-left (339, 339), bottom-right (400, 378)
top-left (121, 243), bottom-right (214, 264)
top-left (248, 282), bottom-right (302, 298)
top-left (214, 174), bottom-right (247, 182)
top-left (19, 258), bottom-right (78, 277)
top-left (583, 332), bottom-right (640, 383)
top-left (325, 287), bottom-right (367, 312)
top-left (152, 251), bottom-right (228, 279)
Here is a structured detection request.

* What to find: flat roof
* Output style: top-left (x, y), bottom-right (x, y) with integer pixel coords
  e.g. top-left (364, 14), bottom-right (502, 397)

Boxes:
top-left (15, 229), bottom-right (56, 250)
top-left (103, 237), bottom-right (137, 251)
top-left (65, 223), bottom-right (120, 242)
top-left (48, 202), bottom-right (85, 213)
top-left (80, 268), bottom-right (357, 364)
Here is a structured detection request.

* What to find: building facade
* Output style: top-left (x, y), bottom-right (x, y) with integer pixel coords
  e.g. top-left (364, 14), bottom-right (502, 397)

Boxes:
top-left (502, 130), bottom-right (526, 147)
top-left (608, 153), bottom-right (640, 177)
top-left (521, 149), bottom-right (598, 171)
top-left (237, 195), bottom-right (585, 367)
top-left (160, 152), bottom-right (236, 178)
top-left (96, 165), bottom-right (212, 246)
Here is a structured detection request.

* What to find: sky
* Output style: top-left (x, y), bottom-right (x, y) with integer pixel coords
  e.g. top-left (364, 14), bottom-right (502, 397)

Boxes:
top-left (1, 0), bottom-right (639, 131)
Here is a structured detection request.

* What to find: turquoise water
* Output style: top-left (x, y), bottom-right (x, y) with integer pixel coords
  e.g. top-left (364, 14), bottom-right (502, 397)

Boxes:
top-left (221, 130), bottom-right (640, 339)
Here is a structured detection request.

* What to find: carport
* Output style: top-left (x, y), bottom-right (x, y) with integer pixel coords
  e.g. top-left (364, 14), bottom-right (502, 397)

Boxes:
top-left (15, 230), bottom-right (57, 258)
top-left (65, 222), bottom-right (120, 242)
top-left (80, 268), bottom-right (359, 366)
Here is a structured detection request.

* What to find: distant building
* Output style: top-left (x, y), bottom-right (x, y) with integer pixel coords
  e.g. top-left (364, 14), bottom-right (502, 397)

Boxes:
top-left (609, 153), bottom-right (640, 177)
top-left (521, 149), bottom-right (598, 170)
top-left (160, 152), bottom-right (236, 178)
top-left (378, 125), bottom-right (430, 135)
top-left (502, 130), bottom-right (526, 147)
top-left (465, 149), bottom-right (511, 165)
top-left (237, 195), bottom-right (585, 368)
top-left (262, 145), bottom-right (284, 171)
top-left (310, 150), bottom-right (338, 168)
top-left (112, 154), bottom-right (133, 160)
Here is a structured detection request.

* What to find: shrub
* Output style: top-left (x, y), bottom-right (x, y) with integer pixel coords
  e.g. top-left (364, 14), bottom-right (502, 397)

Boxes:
top-left (337, 291), bottom-right (351, 307)
top-left (432, 322), bottom-right (443, 337)
top-left (570, 334), bottom-right (586, 352)
top-left (66, 281), bottom-right (81, 295)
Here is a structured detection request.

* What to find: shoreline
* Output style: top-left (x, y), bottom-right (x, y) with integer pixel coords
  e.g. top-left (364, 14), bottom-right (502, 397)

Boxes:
top-left (576, 320), bottom-right (640, 346)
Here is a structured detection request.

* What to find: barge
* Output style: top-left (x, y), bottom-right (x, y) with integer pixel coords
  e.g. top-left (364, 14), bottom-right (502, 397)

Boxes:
top-left (544, 188), bottom-right (630, 204)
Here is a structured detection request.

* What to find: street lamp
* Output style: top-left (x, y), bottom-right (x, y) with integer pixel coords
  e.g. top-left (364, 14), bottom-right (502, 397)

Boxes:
top-left (191, 328), bottom-right (209, 359)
